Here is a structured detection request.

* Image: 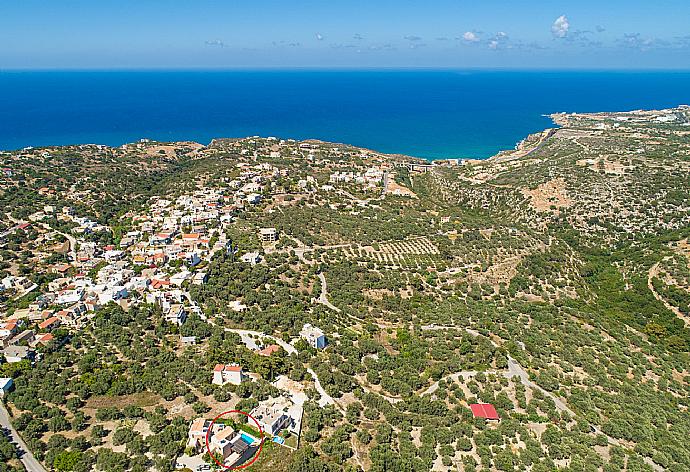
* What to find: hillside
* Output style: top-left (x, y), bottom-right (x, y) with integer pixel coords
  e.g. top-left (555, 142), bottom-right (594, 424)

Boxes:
top-left (0, 107), bottom-right (689, 472)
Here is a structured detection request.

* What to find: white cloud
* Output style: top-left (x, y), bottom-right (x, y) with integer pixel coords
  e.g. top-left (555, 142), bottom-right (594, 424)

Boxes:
top-left (204, 39), bottom-right (225, 48)
top-left (316, 33), bottom-right (324, 41)
top-left (552, 15), bottom-right (570, 38)
top-left (463, 31), bottom-right (480, 43)
top-left (487, 32), bottom-right (508, 50)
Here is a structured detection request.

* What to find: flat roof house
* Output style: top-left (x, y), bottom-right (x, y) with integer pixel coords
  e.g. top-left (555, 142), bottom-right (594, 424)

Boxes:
top-left (240, 252), bottom-right (261, 265)
top-left (2, 345), bottom-right (35, 364)
top-left (259, 227), bottom-right (278, 243)
top-left (165, 304), bottom-right (187, 326)
top-left (250, 396), bottom-right (303, 436)
top-left (300, 323), bottom-right (326, 349)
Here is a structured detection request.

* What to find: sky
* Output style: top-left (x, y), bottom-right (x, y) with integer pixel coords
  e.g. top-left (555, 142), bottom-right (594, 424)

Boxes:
top-left (1, 0), bottom-right (690, 69)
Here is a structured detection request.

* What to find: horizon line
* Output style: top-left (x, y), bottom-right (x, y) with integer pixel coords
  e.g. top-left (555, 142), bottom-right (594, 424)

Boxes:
top-left (4, 66), bottom-right (690, 73)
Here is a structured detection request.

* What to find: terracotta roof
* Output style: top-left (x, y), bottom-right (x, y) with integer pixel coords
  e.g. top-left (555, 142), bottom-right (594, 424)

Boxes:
top-left (470, 403), bottom-right (499, 420)
top-left (257, 345), bottom-right (281, 357)
top-left (214, 364), bottom-right (242, 372)
top-left (38, 317), bottom-right (60, 329)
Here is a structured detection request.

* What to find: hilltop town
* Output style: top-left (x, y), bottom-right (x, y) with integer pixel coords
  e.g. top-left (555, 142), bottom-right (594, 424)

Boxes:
top-left (0, 107), bottom-right (689, 472)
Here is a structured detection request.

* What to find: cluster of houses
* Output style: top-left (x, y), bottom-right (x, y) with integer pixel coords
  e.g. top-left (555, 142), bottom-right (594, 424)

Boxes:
top-left (0, 164), bottom-right (290, 360)
top-left (0, 317), bottom-right (55, 364)
top-left (1, 138), bottom-right (373, 469)
top-left (329, 166), bottom-right (385, 190)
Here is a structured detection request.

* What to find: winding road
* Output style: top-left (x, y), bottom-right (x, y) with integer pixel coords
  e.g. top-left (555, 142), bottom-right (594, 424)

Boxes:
top-left (316, 273), bottom-right (341, 313)
top-left (224, 327), bottom-right (340, 411)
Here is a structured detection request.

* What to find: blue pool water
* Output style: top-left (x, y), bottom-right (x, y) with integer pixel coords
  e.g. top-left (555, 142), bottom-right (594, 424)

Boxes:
top-left (240, 433), bottom-right (255, 444)
top-left (1, 70), bottom-right (690, 159)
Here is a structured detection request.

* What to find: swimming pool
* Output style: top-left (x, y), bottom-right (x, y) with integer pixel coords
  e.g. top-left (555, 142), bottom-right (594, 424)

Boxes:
top-left (240, 433), bottom-right (255, 444)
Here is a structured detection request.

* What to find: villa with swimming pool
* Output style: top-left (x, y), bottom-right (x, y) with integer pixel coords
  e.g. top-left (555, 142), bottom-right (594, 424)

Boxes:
top-left (187, 418), bottom-right (260, 467)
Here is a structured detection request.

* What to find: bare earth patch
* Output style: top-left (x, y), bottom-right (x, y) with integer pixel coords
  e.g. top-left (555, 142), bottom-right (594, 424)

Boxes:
top-left (522, 178), bottom-right (573, 212)
top-left (85, 391), bottom-right (162, 410)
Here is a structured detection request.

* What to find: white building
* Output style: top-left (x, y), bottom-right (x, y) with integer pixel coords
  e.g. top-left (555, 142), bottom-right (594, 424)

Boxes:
top-left (300, 323), bottom-right (326, 349)
top-left (259, 228), bottom-right (278, 243)
top-left (165, 304), bottom-right (187, 325)
top-left (246, 193), bottom-right (262, 204)
top-left (192, 272), bottom-right (208, 285)
top-left (240, 252), bottom-right (261, 265)
top-left (0, 378), bottom-right (14, 397)
top-left (212, 364), bottom-right (244, 386)
top-left (187, 418), bottom-right (211, 450)
top-left (250, 396), bottom-right (303, 436)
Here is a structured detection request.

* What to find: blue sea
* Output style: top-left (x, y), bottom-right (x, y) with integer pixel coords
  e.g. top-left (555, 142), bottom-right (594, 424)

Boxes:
top-left (1, 70), bottom-right (690, 159)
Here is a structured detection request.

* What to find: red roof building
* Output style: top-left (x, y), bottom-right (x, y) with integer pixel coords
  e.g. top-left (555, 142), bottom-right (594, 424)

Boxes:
top-left (470, 403), bottom-right (500, 421)
top-left (38, 317), bottom-right (61, 331)
top-left (257, 345), bottom-right (281, 357)
top-left (150, 279), bottom-right (171, 290)
top-left (36, 333), bottom-right (55, 345)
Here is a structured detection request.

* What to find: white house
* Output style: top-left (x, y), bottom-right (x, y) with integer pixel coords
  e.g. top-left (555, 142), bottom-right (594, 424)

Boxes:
top-left (259, 228), bottom-right (278, 243)
top-left (187, 418), bottom-right (211, 450)
top-left (0, 378), bottom-right (14, 397)
top-left (212, 364), bottom-right (244, 386)
top-left (192, 272), bottom-right (208, 285)
top-left (170, 270), bottom-right (192, 286)
top-left (2, 345), bottom-right (35, 363)
top-left (250, 396), bottom-right (303, 436)
top-left (165, 304), bottom-right (187, 325)
top-left (246, 193), bottom-right (262, 205)
top-left (240, 252), bottom-right (261, 265)
top-left (300, 323), bottom-right (326, 349)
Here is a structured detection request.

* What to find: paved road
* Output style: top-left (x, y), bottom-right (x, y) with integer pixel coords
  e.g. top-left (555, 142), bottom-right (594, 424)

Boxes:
top-left (0, 224), bottom-right (20, 240)
top-left (0, 403), bottom-right (48, 472)
top-left (316, 273), bottom-right (341, 313)
top-left (37, 222), bottom-right (77, 264)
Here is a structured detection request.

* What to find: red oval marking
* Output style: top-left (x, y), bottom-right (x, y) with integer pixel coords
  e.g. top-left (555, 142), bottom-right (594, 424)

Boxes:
top-left (204, 409), bottom-right (265, 470)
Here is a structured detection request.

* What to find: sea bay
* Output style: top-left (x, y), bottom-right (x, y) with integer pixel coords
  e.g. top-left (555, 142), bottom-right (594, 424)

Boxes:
top-left (1, 69), bottom-right (690, 159)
